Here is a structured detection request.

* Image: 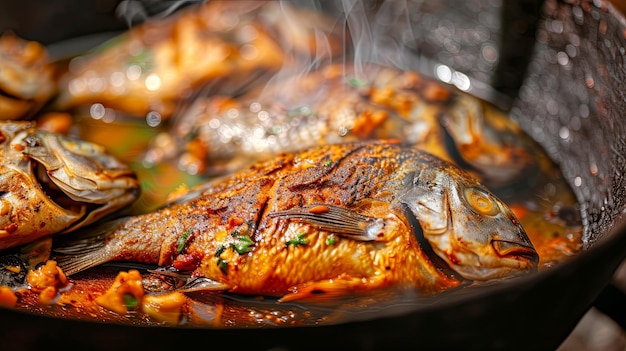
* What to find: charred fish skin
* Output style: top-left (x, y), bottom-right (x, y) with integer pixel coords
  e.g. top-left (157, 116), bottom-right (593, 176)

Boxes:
top-left (56, 141), bottom-right (538, 301)
top-left (148, 62), bottom-right (537, 189)
top-left (0, 121), bottom-right (140, 251)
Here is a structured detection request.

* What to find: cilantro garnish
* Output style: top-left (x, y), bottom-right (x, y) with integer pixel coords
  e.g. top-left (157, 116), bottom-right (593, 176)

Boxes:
top-left (286, 233), bottom-right (309, 247)
top-left (231, 233), bottom-right (254, 254)
top-left (215, 246), bottom-right (228, 275)
top-left (347, 77), bottom-right (368, 87)
top-left (177, 230), bottom-right (191, 254)
top-left (326, 234), bottom-right (337, 245)
top-left (122, 293), bottom-right (139, 310)
top-left (217, 259), bottom-right (228, 275)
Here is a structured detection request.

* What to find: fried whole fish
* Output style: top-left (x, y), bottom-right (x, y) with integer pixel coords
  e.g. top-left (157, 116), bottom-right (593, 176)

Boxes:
top-left (0, 32), bottom-right (56, 120)
top-left (54, 0), bottom-right (345, 119)
top-left (0, 121), bottom-right (140, 250)
top-left (147, 62), bottom-right (537, 188)
top-left (56, 141), bottom-right (538, 301)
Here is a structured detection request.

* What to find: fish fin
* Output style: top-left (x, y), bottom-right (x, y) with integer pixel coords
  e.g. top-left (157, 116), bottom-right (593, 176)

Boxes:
top-left (177, 277), bottom-right (230, 293)
top-left (268, 204), bottom-right (386, 241)
top-left (53, 217), bottom-right (129, 255)
top-left (54, 248), bottom-right (113, 276)
top-left (18, 237), bottom-right (52, 270)
top-left (278, 276), bottom-right (377, 303)
top-left (53, 217), bottom-right (129, 276)
top-left (148, 268), bottom-right (231, 292)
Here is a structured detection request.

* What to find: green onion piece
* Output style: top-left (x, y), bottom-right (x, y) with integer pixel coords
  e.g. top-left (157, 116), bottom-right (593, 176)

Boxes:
top-left (286, 233), bottom-right (309, 247)
top-left (122, 293), bottom-right (139, 310)
top-left (326, 235), bottom-right (336, 245)
top-left (217, 259), bottom-right (228, 275)
top-left (177, 230), bottom-right (191, 254)
top-left (231, 234), bottom-right (254, 255)
top-left (127, 48), bottom-right (153, 72)
top-left (323, 160), bottom-right (332, 167)
top-left (347, 77), bottom-right (368, 87)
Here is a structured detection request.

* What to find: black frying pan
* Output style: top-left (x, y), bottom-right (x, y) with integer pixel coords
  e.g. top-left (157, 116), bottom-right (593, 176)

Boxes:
top-left (1, 0), bottom-right (626, 350)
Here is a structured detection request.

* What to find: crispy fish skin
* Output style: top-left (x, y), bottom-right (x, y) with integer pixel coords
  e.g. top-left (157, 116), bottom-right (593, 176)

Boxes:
top-left (0, 121), bottom-right (140, 250)
top-left (54, 1), bottom-right (345, 119)
top-left (57, 141), bottom-right (538, 300)
top-left (149, 62), bottom-right (536, 188)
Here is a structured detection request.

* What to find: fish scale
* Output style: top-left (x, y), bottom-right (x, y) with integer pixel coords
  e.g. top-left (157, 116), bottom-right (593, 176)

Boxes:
top-left (55, 140), bottom-right (538, 301)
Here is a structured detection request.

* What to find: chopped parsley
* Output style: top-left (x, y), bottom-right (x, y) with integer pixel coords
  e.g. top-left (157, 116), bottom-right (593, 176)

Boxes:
top-left (127, 48), bottom-right (153, 72)
top-left (177, 230), bottom-right (191, 254)
top-left (286, 233), bottom-right (309, 247)
top-left (217, 258), bottom-right (228, 275)
top-left (122, 293), bottom-right (139, 310)
top-left (230, 232), bottom-right (254, 254)
top-left (215, 245), bottom-right (228, 275)
top-left (323, 160), bottom-right (332, 167)
top-left (215, 245), bottom-right (226, 258)
top-left (347, 77), bottom-right (368, 87)
top-left (326, 234), bottom-right (337, 245)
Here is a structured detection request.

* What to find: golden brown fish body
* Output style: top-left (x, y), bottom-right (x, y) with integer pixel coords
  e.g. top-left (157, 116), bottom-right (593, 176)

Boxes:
top-left (57, 141), bottom-right (538, 301)
top-left (148, 62), bottom-right (536, 188)
top-left (54, 1), bottom-right (345, 119)
top-left (0, 121), bottom-right (140, 250)
top-left (0, 32), bottom-right (56, 120)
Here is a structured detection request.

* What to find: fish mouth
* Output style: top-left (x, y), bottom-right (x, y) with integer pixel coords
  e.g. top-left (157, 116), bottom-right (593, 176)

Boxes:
top-left (491, 239), bottom-right (539, 266)
top-left (32, 162), bottom-right (92, 215)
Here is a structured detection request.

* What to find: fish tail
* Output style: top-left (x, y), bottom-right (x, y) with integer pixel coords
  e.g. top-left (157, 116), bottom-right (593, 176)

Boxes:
top-left (53, 217), bottom-right (129, 276)
top-left (54, 249), bottom-right (113, 276)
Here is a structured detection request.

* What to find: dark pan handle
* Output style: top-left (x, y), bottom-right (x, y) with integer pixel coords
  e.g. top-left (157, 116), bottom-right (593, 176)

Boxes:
top-left (592, 282), bottom-right (626, 330)
top-left (491, 0), bottom-right (543, 104)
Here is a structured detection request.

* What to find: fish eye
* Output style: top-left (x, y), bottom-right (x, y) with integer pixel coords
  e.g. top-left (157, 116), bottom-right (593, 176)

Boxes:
top-left (463, 187), bottom-right (501, 216)
top-left (24, 134), bottom-right (42, 147)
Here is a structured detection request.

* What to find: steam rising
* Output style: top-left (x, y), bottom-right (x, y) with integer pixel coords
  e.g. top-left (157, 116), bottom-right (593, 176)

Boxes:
top-left (110, 0), bottom-right (509, 111)
top-left (116, 0), bottom-right (201, 26)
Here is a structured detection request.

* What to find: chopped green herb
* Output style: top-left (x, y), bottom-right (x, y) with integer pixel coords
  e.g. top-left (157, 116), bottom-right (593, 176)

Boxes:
top-left (185, 128), bottom-right (199, 142)
top-left (231, 233), bottom-right (254, 254)
top-left (127, 48), bottom-right (153, 73)
top-left (323, 160), bottom-right (332, 167)
top-left (217, 258), bottom-right (228, 275)
top-left (214, 245), bottom-right (228, 275)
top-left (347, 77), bottom-right (368, 87)
top-left (326, 234), bottom-right (337, 245)
top-left (122, 293), bottom-right (139, 310)
top-left (286, 233), bottom-right (309, 247)
top-left (215, 245), bottom-right (226, 258)
top-left (268, 125), bottom-right (282, 135)
top-left (177, 230), bottom-right (191, 254)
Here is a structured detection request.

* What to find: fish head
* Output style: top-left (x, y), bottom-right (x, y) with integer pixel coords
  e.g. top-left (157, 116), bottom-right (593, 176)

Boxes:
top-left (439, 94), bottom-right (537, 188)
top-left (7, 125), bottom-right (140, 232)
top-left (403, 165), bottom-right (539, 281)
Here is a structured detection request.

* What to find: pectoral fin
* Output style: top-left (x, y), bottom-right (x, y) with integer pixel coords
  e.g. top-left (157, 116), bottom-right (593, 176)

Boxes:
top-left (268, 204), bottom-right (385, 241)
top-left (401, 189), bottom-right (449, 235)
top-left (177, 277), bottom-right (230, 293)
top-left (148, 268), bottom-right (231, 292)
top-left (278, 275), bottom-right (379, 303)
